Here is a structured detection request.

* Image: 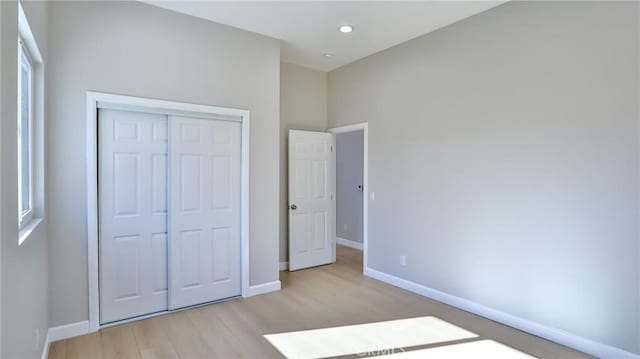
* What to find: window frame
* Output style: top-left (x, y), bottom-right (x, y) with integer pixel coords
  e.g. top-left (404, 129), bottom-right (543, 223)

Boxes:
top-left (17, 36), bottom-right (34, 230)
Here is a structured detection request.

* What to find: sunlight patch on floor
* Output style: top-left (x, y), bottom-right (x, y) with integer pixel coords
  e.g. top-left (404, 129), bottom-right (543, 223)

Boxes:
top-left (264, 316), bottom-right (478, 359)
top-left (378, 340), bottom-right (536, 358)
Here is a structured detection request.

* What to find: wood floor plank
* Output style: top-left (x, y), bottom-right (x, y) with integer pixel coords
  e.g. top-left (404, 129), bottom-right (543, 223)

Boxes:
top-left (47, 340), bottom-right (67, 359)
top-left (101, 324), bottom-right (141, 359)
top-left (155, 311), bottom-right (215, 358)
top-left (65, 332), bottom-right (103, 359)
top-left (50, 245), bottom-right (591, 359)
top-left (131, 316), bottom-right (179, 359)
top-left (185, 305), bottom-right (248, 358)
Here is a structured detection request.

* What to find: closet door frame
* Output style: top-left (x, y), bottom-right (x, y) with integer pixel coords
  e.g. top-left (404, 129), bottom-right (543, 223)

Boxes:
top-left (86, 91), bottom-right (251, 332)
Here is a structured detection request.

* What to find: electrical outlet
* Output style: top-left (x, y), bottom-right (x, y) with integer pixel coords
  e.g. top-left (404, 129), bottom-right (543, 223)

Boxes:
top-left (369, 192), bottom-right (376, 201)
top-left (400, 255), bottom-right (407, 266)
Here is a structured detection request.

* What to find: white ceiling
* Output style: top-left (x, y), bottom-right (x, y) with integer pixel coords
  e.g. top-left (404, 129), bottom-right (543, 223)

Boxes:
top-left (144, 1), bottom-right (506, 72)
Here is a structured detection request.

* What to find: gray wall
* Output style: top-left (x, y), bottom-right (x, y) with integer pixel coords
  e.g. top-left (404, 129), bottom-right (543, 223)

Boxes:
top-left (1, 1), bottom-right (50, 358)
top-left (47, 1), bottom-right (280, 327)
top-left (328, 1), bottom-right (639, 354)
top-left (279, 62), bottom-right (327, 263)
top-left (336, 131), bottom-right (364, 243)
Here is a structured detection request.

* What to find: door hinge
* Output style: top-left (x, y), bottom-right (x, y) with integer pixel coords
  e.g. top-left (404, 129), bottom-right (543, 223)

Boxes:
top-left (331, 145), bottom-right (333, 152)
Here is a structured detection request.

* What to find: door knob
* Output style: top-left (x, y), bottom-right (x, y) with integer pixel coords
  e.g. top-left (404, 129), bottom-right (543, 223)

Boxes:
top-left (290, 204), bottom-right (297, 210)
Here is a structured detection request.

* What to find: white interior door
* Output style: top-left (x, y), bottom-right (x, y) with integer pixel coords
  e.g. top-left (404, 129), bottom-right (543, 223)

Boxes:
top-left (99, 109), bottom-right (169, 324)
top-left (288, 130), bottom-right (335, 271)
top-left (169, 116), bottom-right (242, 309)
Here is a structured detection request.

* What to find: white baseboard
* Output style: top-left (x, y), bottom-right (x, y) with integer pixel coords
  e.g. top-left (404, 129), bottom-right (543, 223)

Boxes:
top-left (279, 261), bottom-right (289, 271)
top-left (336, 237), bottom-right (363, 250)
top-left (40, 329), bottom-right (51, 359)
top-left (48, 320), bottom-right (90, 342)
top-left (364, 267), bottom-right (639, 359)
top-left (40, 320), bottom-right (92, 359)
top-left (245, 280), bottom-right (282, 297)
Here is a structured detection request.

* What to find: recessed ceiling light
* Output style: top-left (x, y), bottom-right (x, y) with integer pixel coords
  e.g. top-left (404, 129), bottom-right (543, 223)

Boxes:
top-left (323, 53), bottom-right (334, 58)
top-left (338, 25), bottom-right (353, 33)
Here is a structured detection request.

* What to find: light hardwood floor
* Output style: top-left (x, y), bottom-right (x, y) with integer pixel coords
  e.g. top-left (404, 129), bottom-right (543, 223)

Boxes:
top-left (49, 245), bottom-right (590, 358)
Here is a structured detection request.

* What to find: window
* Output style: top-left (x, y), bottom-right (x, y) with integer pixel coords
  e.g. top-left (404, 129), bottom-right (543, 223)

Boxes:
top-left (16, 3), bottom-right (44, 244)
top-left (17, 37), bottom-right (34, 229)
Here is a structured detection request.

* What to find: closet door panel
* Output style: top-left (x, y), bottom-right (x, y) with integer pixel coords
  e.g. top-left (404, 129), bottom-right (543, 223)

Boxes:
top-left (99, 110), bottom-right (168, 324)
top-left (169, 116), bottom-right (241, 309)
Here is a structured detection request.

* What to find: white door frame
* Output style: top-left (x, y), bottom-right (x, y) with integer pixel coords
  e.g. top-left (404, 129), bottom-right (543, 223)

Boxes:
top-left (86, 91), bottom-right (250, 332)
top-left (328, 122), bottom-right (368, 272)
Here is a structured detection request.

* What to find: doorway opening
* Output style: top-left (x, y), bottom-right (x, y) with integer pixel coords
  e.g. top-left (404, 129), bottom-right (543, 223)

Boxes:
top-left (329, 123), bottom-right (368, 273)
top-left (286, 123), bottom-right (368, 273)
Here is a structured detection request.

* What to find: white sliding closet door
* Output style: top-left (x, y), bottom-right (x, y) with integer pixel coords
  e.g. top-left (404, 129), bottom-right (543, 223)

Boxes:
top-left (169, 116), bottom-right (242, 309)
top-left (99, 109), bottom-right (169, 324)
